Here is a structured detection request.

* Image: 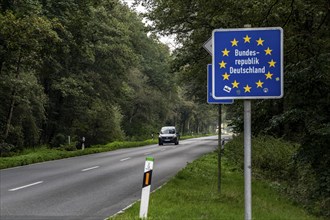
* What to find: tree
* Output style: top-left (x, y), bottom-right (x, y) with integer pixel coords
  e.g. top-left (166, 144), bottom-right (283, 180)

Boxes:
top-left (0, 7), bottom-right (59, 148)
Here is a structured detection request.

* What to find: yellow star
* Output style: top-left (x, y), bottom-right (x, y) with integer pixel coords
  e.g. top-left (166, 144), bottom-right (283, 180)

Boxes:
top-left (243, 35), bottom-right (251, 43)
top-left (256, 80), bottom-right (264, 88)
top-left (222, 72), bottom-right (230, 80)
top-left (256, 37), bottom-right (264, 46)
top-left (219, 60), bottom-right (227, 68)
top-left (244, 84), bottom-right (252, 93)
top-left (232, 80), bottom-right (239, 88)
top-left (268, 59), bottom-right (276, 67)
top-left (265, 71), bottom-right (273, 79)
top-left (264, 47), bottom-right (272, 55)
top-left (231, 38), bottom-right (238, 46)
top-left (222, 48), bottom-right (230, 56)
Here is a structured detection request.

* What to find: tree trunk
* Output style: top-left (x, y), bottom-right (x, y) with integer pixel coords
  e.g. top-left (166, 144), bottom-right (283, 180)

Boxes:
top-left (3, 92), bottom-right (16, 140)
top-left (3, 51), bottom-right (21, 141)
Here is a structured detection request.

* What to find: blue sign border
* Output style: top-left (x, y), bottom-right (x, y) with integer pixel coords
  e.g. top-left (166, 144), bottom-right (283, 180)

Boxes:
top-left (212, 27), bottom-right (283, 100)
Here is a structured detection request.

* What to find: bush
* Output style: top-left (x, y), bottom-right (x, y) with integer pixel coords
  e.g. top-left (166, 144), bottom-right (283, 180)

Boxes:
top-left (288, 133), bottom-right (330, 217)
top-left (224, 134), bottom-right (297, 181)
top-left (50, 133), bottom-right (66, 148)
top-left (0, 142), bottom-right (16, 157)
top-left (225, 134), bottom-right (329, 218)
top-left (60, 143), bottom-right (77, 151)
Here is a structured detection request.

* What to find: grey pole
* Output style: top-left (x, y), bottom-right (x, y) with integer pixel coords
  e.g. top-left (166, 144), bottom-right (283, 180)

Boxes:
top-left (243, 24), bottom-right (252, 220)
top-left (244, 100), bottom-right (252, 220)
top-left (217, 104), bottom-right (222, 193)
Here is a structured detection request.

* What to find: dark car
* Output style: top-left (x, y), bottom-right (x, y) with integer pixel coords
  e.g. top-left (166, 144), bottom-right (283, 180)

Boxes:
top-left (158, 126), bottom-right (179, 145)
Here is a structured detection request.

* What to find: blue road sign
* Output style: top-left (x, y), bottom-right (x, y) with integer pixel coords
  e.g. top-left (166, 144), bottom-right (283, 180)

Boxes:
top-left (212, 27), bottom-right (283, 99)
top-left (207, 64), bottom-right (233, 104)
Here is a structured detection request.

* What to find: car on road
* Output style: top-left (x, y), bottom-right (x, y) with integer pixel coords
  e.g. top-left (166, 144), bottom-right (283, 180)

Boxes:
top-left (158, 126), bottom-right (179, 145)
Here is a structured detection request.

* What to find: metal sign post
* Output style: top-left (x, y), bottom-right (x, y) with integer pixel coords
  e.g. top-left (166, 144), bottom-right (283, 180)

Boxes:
top-left (244, 99), bottom-right (252, 220)
top-left (210, 26), bottom-right (283, 220)
top-left (243, 24), bottom-right (252, 220)
top-left (206, 64), bottom-right (233, 193)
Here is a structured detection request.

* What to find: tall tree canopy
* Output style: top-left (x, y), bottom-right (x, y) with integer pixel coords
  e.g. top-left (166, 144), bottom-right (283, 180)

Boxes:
top-left (0, 0), bottom-right (218, 149)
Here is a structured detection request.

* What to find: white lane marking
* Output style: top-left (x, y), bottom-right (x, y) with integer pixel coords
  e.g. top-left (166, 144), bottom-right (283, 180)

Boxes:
top-left (144, 152), bottom-right (152, 155)
top-left (81, 166), bottom-right (100, 172)
top-left (161, 149), bottom-right (166, 152)
top-left (9, 181), bottom-right (43, 192)
top-left (120, 157), bottom-right (131, 162)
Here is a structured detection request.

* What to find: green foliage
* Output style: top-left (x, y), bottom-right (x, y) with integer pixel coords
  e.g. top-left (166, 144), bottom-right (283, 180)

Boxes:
top-left (0, 0), bottom-right (217, 150)
top-left (0, 142), bottom-right (15, 157)
top-left (225, 134), bottom-right (298, 181)
top-left (0, 0), bottom-right (186, 148)
top-left (0, 134), bottom-right (199, 169)
top-left (225, 135), bottom-right (329, 217)
top-left (0, 138), bottom-right (158, 169)
top-left (50, 133), bottom-right (66, 148)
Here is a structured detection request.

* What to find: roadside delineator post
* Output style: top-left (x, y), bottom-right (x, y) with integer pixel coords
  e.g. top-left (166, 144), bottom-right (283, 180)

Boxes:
top-left (139, 157), bottom-right (154, 219)
top-left (82, 136), bottom-right (85, 151)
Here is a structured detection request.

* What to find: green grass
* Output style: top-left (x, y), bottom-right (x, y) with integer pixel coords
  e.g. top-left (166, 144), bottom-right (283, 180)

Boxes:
top-left (0, 139), bottom-right (158, 169)
top-left (110, 153), bottom-right (319, 220)
top-left (0, 135), bottom-right (208, 169)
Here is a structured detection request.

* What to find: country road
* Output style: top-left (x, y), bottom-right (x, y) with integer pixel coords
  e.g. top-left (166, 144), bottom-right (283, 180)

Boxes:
top-left (0, 136), bottom-right (229, 220)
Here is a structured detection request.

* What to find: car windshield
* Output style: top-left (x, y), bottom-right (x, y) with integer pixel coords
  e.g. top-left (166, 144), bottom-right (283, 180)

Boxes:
top-left (161, 128), bottom-right (176, 134)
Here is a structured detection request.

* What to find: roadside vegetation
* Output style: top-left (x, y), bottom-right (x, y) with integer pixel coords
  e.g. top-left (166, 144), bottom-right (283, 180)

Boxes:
top-left (111, 136), bottom-right (321, 220)
top-left (0, 139), bottom-right (155, 169)
top-left (0, 134), bottom-right (205, 169)
top-left (226, 135), bottom-right (329, 218)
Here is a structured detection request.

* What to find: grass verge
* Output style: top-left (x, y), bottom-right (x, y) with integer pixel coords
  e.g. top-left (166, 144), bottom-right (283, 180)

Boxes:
top-left (0, 139), bottom-right (157, 169)
top-left (110, 152), bottom-right (319, 220)
top-left (0, 135), bottom-right (207, 169)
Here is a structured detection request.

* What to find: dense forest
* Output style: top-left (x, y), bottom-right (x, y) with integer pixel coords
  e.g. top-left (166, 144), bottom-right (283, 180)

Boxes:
top-left (0, 0), bottom-right (217, 150)
top-left (136, 0), bottom-right (329, 216)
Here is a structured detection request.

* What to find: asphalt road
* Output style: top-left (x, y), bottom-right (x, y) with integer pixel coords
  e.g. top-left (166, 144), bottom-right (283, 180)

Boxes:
top-left (0, 136), bottom-right (225, 220)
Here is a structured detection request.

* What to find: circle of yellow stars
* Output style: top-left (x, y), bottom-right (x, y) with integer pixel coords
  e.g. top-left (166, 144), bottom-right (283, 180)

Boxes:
top-left (218, 34), bottom-right (277, 93)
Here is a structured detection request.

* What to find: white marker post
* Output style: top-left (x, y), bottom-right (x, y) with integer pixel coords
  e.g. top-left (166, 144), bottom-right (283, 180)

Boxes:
top-left (82, 136), bottom-right (85, 151)
top-left (139, 157), bottom-right (154, 219)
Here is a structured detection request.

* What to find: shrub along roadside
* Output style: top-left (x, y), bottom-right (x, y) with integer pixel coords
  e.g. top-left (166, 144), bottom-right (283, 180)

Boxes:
top-left (0, 139), bottom-right (156, 169)
top-left (224, 134), bottom-right (329, 218)
top-left (0, 135), bottom-right (206, 170)
top-left (225, 134), bottom-right (298, 181)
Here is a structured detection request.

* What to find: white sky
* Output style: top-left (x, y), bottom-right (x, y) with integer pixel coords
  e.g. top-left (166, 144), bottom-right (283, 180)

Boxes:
top-left (120, 0), bottom-right (178, 51)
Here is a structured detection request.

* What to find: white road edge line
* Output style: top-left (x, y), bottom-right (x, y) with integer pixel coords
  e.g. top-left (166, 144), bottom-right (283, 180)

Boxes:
top-left (9, 181), bottom-right (43, 192)
top-left (120, 157), bottom-right (131, 162)
top-left (81, 166), bottom-right (100, 172)
top-left (161, 149), bottom-right (166, 151)
top-left (110, 182), bottom-right (168, 218)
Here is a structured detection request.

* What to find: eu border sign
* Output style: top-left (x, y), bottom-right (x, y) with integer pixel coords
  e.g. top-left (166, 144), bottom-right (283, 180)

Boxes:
top-left (207, 64), bottom-right (233, 104)
top-left (212, 27), bottom-right (283, 99)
